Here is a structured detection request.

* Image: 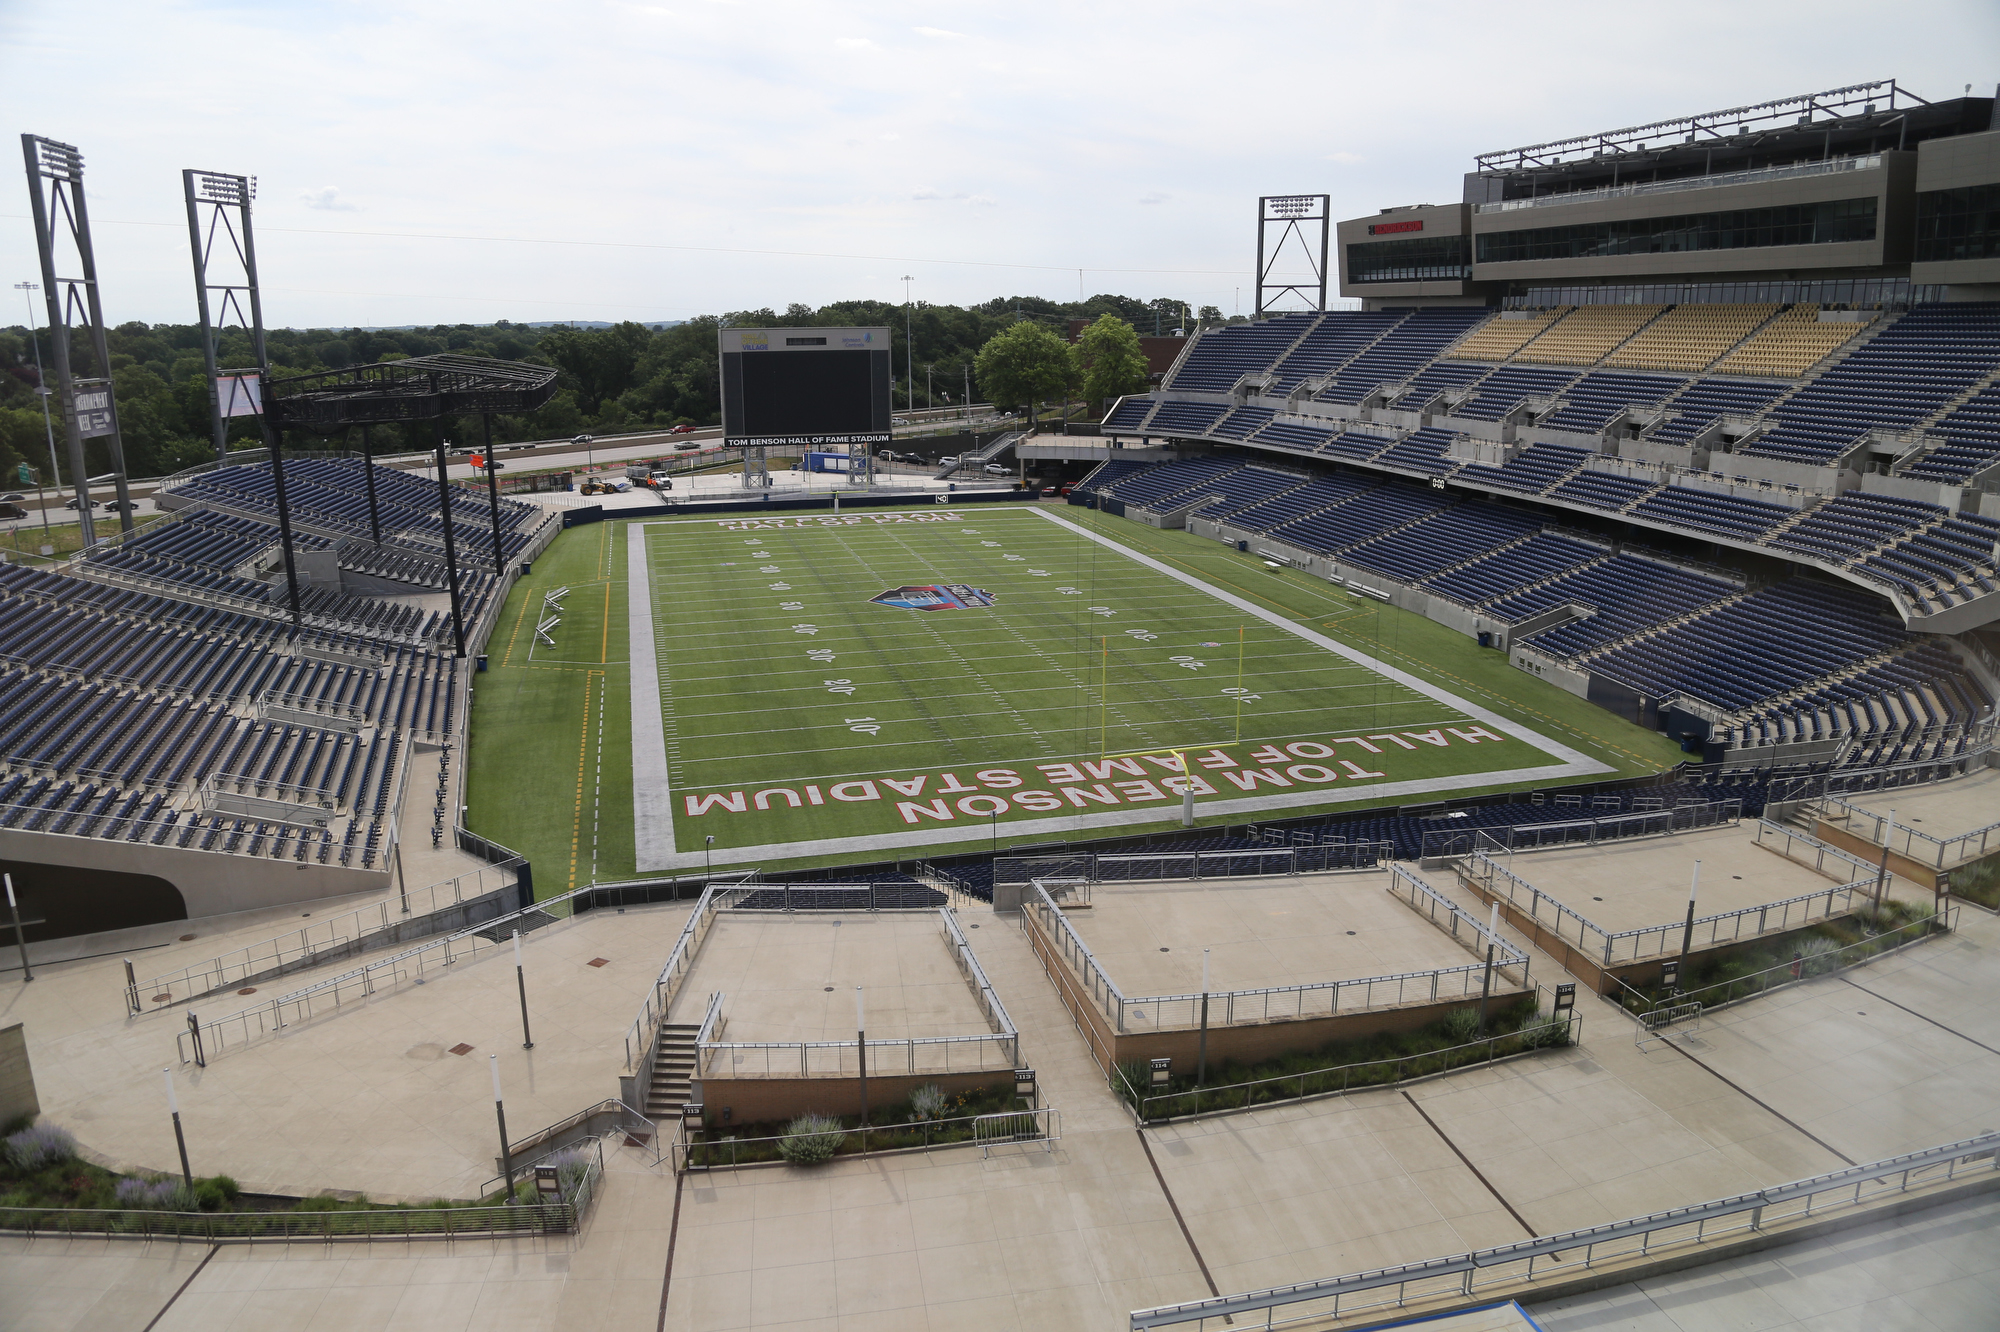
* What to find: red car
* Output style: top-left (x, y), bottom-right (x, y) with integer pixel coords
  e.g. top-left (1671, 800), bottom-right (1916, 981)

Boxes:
top-left (668, 424), bottom-right (698, 435)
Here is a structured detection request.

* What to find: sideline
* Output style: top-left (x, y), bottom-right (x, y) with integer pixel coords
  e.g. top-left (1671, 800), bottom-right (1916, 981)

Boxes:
top-left (629, 525), bottom-right (677, 872)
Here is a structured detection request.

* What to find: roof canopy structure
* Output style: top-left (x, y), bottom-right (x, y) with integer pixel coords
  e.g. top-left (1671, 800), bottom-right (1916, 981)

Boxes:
top-left (265, 353), bottom-right (559, 431)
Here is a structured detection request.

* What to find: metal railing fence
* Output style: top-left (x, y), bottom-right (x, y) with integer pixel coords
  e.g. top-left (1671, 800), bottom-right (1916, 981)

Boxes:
top-left (1765, 746), bottom-right (1994, 815)
top-left (1026, 876), bottom-right (1527, 1035)
top-left (674, 1107), bottom-right (1060, 1171)
top-left (1, 1139), bottom-right (601, 1245)
top-left (1113, 1010), bottom-right (1582, 1122)
top-left (1615, 906), bottom-right (1955, 1021)
top-left (1752, 818), bottom-right (1899, 884)
top-left (995, 841), bottom-right (1392, 887)
top-left (1465, 849), bottom-right (1864, 968)
top-left (175, 871), bottom-right (690, 1066)
top-left (1129, 1130), bottom-right (2000, 1329)
top-left (134, 863), bottom-right (519, 1009)
top-left (1821, 794), bottom-right (2000, 869)
top-left (1474, 154), bottom-right (1884, 215)
top-left (1422, 801), bottom-right (1740, 861)
top-left (697, 906), bottom-right (1021, 1078)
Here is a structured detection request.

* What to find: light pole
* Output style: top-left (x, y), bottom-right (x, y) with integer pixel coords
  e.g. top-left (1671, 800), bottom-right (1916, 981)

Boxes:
top-left (1477, 900), bottom-right (1499, 1035)
top-left (900, 276), bottom-right (915, 412)
top-left (491, 1054), bottom-right (516, 1203)
top-left (1676, 860), bottom-right (1701, 992)
top-left (855, 985), bottom-right (869, 1151)
top-left (13, 282), bottom-right (61, 539)
top-left (963, 363), bottom-right (971, 421)
top-left (162, 1068), bottom-right (194, 1189)
top-left (513, 929), bottom-right (534, 1049)
top-left (1196, 947), bottom-right (1211, 1087)
top-left (926, 364), bottom-right (933, 412)
top-left (704, 834), bottom-right (714, 882)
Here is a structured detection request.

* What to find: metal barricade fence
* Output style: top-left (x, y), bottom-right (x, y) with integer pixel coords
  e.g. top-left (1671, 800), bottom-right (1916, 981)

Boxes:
top-left (996, 843), bottom-right (1392, 888)
top-left (1821, 794), bottom-right (2000, 869)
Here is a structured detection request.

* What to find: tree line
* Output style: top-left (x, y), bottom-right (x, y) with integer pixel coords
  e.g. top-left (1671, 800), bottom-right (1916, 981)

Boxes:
top-left (0, 293), bottom-right (1235, 486)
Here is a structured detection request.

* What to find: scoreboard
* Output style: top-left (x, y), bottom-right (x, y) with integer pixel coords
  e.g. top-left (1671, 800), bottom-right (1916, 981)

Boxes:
top-left (718, 327), bottom-right (893, 449)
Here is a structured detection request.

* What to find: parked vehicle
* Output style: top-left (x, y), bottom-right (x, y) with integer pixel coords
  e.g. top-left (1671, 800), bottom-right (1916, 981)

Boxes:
top-left (938, 456), bottom-right (959, 466)
top-left (983, 463), bottom-right (1010, 475)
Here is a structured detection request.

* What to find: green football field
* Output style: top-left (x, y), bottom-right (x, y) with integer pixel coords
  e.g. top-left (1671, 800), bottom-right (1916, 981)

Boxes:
top-left (467, 502), bottom-right (1682, 889)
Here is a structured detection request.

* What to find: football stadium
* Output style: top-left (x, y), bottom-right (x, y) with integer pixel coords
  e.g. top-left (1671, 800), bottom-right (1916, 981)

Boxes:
top-left (4, 69), bottom-right (2000, 1332)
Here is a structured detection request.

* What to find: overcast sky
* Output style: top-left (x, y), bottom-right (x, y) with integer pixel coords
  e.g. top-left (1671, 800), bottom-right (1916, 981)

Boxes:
top-left (2, 1), bottom-right (1994, 330)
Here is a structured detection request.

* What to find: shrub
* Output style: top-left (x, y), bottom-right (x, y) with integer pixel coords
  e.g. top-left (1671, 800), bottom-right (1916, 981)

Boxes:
top-left (1513, 1009), bottom-right (1569, 1049)
top-left (113, 1177), bottom-right (195, 1212)
top-left (1794, 934), bottom-right (1843, 977)
top-left (4, 1124), bottom-right (76, 1173)
top-left (908, 1085), bottom-right (946, 1122)
top-left (1441, 1008), bottom-right (1481, 1044)
top-left (775, 1114), bottom-right (845, 1166)
top-left (512, 1147), bottom-right (594, 1203)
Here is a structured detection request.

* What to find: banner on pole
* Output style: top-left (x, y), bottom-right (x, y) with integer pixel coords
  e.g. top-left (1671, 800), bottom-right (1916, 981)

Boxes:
top-left (71, 384), bottom-right (116, 438)
top-left (217, 373), bottom-right (263, 418)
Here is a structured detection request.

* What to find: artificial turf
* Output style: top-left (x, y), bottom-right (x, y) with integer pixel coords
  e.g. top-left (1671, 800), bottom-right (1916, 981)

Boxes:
top-left (466, 501), bottom-right (1682, 892)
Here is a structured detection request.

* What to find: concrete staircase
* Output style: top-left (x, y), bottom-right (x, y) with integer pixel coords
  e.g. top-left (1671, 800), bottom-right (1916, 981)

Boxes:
top-left (646, 1021), bottom-right (701, 1119)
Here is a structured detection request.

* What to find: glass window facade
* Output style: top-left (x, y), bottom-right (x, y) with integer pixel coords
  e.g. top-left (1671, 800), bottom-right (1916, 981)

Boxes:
top-left (1345, 234), bottom-right (1469, 284)
top-left (1915, 182), bottom-right (2000, 264)
top-left (1475, 198), bottom-right (1877, 264)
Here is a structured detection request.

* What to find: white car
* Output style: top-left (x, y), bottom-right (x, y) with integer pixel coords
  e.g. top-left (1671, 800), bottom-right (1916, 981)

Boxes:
top-left (983, 463), bottom-right (1011, 475)
top-left (939, 455), bottom-right (959, 466)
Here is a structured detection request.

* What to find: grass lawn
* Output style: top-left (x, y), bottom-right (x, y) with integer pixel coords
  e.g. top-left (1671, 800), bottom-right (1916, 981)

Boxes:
top-left (467, 502), bottom-right (1680, 892)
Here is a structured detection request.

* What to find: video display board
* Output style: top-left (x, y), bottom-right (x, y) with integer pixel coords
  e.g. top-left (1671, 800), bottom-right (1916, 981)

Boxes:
top-left (718, 327), bottom-right (893, 448)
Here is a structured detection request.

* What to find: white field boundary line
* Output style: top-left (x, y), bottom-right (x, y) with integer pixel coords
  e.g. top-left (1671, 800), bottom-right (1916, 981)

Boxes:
top-left (629, 524), bottom-right (678, 875)
top-left (629, 510), bottom-right (1613, 871)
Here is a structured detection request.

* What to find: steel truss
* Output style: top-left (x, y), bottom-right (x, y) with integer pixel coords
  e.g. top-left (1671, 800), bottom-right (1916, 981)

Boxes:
top-left (1255, 194), bottom-right (1330, 317)
top-left (1477, 79), bottom-right (1927, 171)
top-left (183, 169), bottom-right (271, 463)
top-left (19, 134), bottom-right (136, 542)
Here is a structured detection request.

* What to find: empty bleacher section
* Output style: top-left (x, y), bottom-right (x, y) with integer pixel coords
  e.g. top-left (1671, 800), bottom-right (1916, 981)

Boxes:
top-left (1903, 382), bottom-right (2000, 483)
top-left (1517, 303), bottom-right (1664, 366)
top-left (1626, 484), bottom-right (1794, 541)
top-left (1100, 397), bottom-right (1155, 433)
top-left (1267, 313), bottom-right (1400, 394)
top-left (1452, 366), bottom-right (1579, 420)
top-left (1164, 313), bottom-right (1319, 391)
top-left (1338, 502), bottom-right (1540, 584)
top-left (1547, 468), bottom-right (1658, 511)
top-left (1535, 372), bottom-right (1686, 435)
top-left (1605, 304), bottom-right (1780, 372)
top-left (1314, 309), bottom-right (1490, 403)
top-left (0, 560), bottom-right (460, 875)
top-left (1451, 441), bottom-right (1593, 495)
top-left (1251, 419), bottom-right (1339, 454)
top-left (1209, 406), bottom-right (1275, 440)
top-left (1721, 641), bottom-right (1993, 767)
top-left (1317, 427), bottom-right (1397, 463)
top-left (1144, 400), bottom-right (1229, 436)
top-left (1856, 510), bottom-right (2000, 612)
top-left (1498, 556), bottom-right (1738, 658)
top-left (1738, 305), bottom-right (2000, 464)
top-left (1711, 304), bottom-right (1866, 378)
top-left (1272, 486), bottom-right (1448, 556)
top-left (1371, 426), bottom-right (1461, 475)
top-left (1450, 308), bottom-right (1570, 361)
top-left (1392, 361), bottom-right (1490, 413)
top-left (1646, 377), bottom-right (1788, 444)
top-left (1581, 580), bottom-right (1912, 713)
top-left (1423, 532), bottom-right (1606, 606)
top-left (1096, 455), bottom-right (1242, 511)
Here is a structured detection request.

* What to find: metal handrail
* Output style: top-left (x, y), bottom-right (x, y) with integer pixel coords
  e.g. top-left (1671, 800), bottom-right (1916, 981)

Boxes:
top-left (1028, 875), bottom-right (1527, 1034)
top-left (1119, 1010), bottom-right (1581, 1122)
top-left (1129, 1131), bottom-right (2000, 1329)
top-left (1821, 794), bottom-right (2000, 868)
top-left (134, 862), bottom-right (519, 1009)
top-left (674, 1106), bottom-right (1061, 1172)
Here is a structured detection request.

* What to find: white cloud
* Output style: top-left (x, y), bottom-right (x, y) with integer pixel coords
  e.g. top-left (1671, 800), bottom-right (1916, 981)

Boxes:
top-left (1323, 151), bottom-right (1366, 165)
top-left (1138, 192), bottom-right (1168, 205)
top-left (299, 186), bottom-right (360, 212)
top-left (834, 36), bottom-right (874, 49)
top-left (914, 25), bottom-right (964, 38)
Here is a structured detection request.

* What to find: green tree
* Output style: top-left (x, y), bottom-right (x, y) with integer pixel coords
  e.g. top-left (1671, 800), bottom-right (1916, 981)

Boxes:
top-left (1072, 314), bottom-right (1151, 417)
top-left (973, 321), bottom-right (1073, 416)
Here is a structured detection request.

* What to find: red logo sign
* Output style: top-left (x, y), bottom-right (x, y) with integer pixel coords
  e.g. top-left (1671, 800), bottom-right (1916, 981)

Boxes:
top-left (1368, 219), bottom-right (1424, 236)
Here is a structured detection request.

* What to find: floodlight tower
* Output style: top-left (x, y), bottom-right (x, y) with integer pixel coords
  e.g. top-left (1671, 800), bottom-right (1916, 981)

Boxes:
top-left (20, 134), bottom-right (137, 540)
top-left (1254, 194), bottom-right (1331, 316)
top-left (183, 169), bottom-right (271, 462)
